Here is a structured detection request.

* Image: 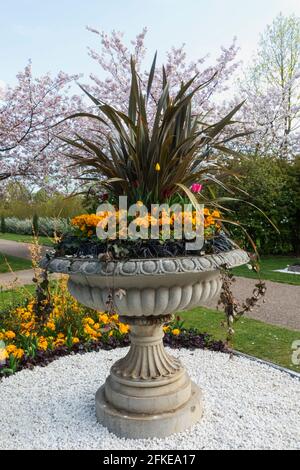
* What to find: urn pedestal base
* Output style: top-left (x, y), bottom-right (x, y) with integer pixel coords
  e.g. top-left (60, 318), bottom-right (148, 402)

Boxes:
top-left (96, 381), bottom-right (203, 439)
top-left (95, 315), bottom-right (203, 438)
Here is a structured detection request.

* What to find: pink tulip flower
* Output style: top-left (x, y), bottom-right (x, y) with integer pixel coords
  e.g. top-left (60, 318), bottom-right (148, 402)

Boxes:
top-left (191, 183), bottom-right (203, 194)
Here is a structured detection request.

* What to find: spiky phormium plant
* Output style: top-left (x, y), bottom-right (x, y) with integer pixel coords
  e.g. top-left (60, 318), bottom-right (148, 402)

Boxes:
top-left (60, 55), bottom-right (247, 209)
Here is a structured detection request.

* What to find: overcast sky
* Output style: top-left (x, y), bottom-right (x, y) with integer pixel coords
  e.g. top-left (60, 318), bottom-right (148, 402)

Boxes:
top-left (1, 0), bottom-right (300, 87)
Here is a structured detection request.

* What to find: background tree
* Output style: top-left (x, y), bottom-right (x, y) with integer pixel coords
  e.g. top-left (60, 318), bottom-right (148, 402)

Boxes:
top-left (0, 182), bottom-right (85, 219)
top-left (0, 62), bottom-right (82, 188)
top-left (287, 156), bottom-right (300, 254)
top-left (239, 13), bottom-right (300, 158)
top-left (222, 155), bottom-right (299, 255)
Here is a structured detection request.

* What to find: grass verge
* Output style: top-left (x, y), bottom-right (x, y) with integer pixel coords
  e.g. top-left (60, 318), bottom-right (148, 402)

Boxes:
top-left (0, 285), bottom-right (36, 311)
top-left (232, 256), bottom-right (300, 285)
top-left (0, 253), bottom-right (32, 274)
top-left (180, 307), bottom-right (300, 373)
top-left (0, 233), bottom-right (53, 247)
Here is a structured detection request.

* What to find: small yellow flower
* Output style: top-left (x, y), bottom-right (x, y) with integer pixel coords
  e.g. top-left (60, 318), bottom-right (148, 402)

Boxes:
top-left (46, 321), bottom-right (55, 331)
top-left (211, 210), bottom-right (221, 218)
top-left (163, 325), bottom-right (170, 333)
top-left (119, 323), bottom-right (130, 335)
top-left (84, 324), bottom-right (97, 336)
top-left (205, 216), bottom-right (215, 227)
top-left (155, 163), bottom-right (161, 171)
top-left (134, 215), bottom-right (149, 228)
top-left (6, 344), bottom-right (17, 354)
top-left (72, 337), bottom-right (80, 344)
top-left (5, 331), bottom-right (16, 340)
top-left (172, 328), bottom-right (180, 336)
top-left (83, 317), bottom-right (95, 326)
top-left (38, 337), bottom-right (48, 351)
top-left (99, 314), bottom-right (109, 325)
top-left (110, 314), bottom-right (119, 322)
top-left (53, 339), bottom-right (65, 347)
top-left (13, 348), bottom-right (24, 359)
top-left (148, 215), bottom-right (158, 226)
top-left (21, 321), bottom-right (35, 332)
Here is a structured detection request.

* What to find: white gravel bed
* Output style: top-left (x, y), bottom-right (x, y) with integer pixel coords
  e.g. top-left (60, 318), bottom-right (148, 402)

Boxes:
top-left (0, 348), bottom-right (299, 450)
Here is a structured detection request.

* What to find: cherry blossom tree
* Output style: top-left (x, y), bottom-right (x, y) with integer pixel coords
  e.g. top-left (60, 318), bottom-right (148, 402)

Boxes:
top-left (86, 27), bottom-right (240, 123)
top-left (0, 62), bottom-right (82, 188)
top-left (239, 14), bottom-right (300, 158)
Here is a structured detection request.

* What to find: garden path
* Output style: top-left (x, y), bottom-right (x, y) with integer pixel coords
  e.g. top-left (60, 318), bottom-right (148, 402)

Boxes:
top-left (0, 240), bottom-right (56, 290)
top-left (0, 269), bottom-right (36, 290)
top-left (0, 239), bottom-right (51, 260)
top-left (205, 277), bottom-right (300, 331)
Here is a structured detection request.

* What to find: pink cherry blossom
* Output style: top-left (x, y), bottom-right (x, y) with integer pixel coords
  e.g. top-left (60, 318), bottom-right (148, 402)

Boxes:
top-left (0, 62), bottom-right (83, 189)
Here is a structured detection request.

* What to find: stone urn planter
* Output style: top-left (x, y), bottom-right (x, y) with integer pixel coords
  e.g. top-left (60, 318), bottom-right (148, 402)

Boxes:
top-left (45, 248), bottom-right (249, 438)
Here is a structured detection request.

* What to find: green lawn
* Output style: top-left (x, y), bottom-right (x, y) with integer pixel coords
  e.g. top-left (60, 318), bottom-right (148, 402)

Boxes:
top-left (232, 256), bottom-right (300, 285)
top-left (0, 284), bottom-right (35, 311)
top-left (0, 253), bottom-right (32, 273)
top-left (180, 307), bottom-right (300, 373)
top-left (0, 233), bottom-right (54, 247)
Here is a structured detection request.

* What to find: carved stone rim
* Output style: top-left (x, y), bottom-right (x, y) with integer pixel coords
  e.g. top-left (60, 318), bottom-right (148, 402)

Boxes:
top-left (43, 248), bottom-right (249, 277)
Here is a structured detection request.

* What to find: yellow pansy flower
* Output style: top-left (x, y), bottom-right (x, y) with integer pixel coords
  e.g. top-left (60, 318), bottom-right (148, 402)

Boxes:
top-left (5, 331), bottom-right (16, 340)
top-left (6, 344), bottom-right (17, 354)
top-left (38, 337), bottom-right (48, 351)
top-left (13, 348), bottom-right (24, 359)
top-left (46, 321), bottom-right (55, 331)
top-left (99, 314), bottom-right (109, 324)
top-left (119, 323), bottom-right (130, 335)
top-left (172, 328), bottom-right (180, 336)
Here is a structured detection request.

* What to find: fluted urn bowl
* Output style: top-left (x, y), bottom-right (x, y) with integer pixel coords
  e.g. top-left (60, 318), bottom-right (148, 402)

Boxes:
top-left (45, 248), bottom-right (249, 438)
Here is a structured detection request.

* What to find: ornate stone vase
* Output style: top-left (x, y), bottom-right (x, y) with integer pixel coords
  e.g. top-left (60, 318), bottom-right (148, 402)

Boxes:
top-left (45, 248), bottom-right (249, 438)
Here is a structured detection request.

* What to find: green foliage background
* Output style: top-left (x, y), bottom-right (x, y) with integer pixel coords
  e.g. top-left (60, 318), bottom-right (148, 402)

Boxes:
top-left (0, 183), bottom-right (85, 219)
top-left (224, 156), bottom-right (300, 255)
